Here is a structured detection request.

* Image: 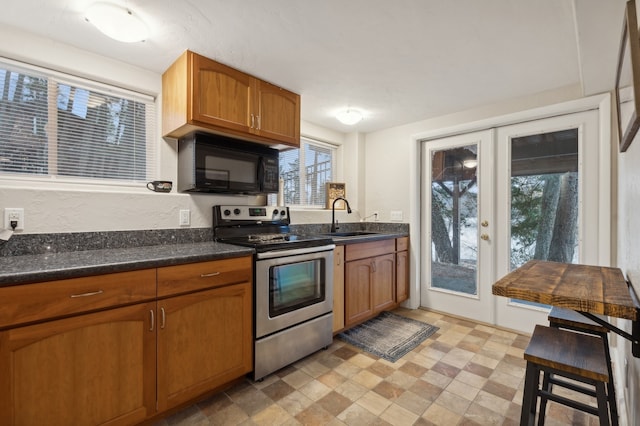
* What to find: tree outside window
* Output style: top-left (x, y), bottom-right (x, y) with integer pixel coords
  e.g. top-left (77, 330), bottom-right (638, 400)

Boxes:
top-left (0, 62), bottom-right (155, 183)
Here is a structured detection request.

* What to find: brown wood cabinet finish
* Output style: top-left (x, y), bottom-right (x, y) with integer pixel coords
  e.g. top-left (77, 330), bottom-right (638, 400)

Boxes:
top-left (157, 282), bottom-right (252, 412)
top-left (343, 238), bottom-right (409, 328)
top-left (0, 269), bottom-right (156, 330)
top-left (162, 50), bottom-right (300, 148)
top-left (0, 255), bottom-right (254, 425)
top-left (345, 238), bottom-right (395, 262)
top-left (0, 302), bottom-right (156, 426)
top-left (396, 237), bottom-right (409, 304)
top-left (157, 256), bottom-right (252, 298)
top-left (332, 245), bottom-right (345, 333)
top-left (396, 250), bottom-right (409, 304)
top-left (345, 258), bottom-right (375, 326)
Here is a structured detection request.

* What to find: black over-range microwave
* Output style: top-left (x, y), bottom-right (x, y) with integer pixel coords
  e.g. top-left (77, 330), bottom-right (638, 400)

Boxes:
top-left (177, 133), bottom-right (279, 194)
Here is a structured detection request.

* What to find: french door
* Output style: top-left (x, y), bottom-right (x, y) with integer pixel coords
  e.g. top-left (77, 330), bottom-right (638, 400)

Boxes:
top-left (421, 109), bottom-right (602, 333)
top-left (420, 129), bottom-right (495, 325)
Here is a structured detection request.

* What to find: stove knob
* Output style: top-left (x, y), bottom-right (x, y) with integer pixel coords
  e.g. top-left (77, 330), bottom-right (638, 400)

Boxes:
top-left (273, 209), bottom-right (279, 216)
top-left (280, 210), bottom-right (287, 216)
top-left (233, 208), bottom-right (241, 215)
top-left (223, 209), bottom-right (231, 216)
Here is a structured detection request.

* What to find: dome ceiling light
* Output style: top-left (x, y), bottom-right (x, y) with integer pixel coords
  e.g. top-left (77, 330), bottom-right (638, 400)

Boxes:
top-left (336, 109), bottom-right (363, 125)
top-left (85, 2), bottom-right (148, 43)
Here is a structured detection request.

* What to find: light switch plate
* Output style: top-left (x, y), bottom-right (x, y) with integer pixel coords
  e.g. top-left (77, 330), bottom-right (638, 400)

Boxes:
top-left (179, 209), bottom-right (190, 226)
top-left (390, 210), bottom-right (403, 221)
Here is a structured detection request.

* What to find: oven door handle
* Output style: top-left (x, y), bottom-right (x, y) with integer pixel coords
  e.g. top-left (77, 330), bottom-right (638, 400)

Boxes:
top-left (255, 244), bottom-right (336, 260)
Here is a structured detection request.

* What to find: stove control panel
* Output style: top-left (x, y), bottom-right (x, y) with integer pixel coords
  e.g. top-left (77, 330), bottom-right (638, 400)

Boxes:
top-left (217, 205), bottom-right (288, 221)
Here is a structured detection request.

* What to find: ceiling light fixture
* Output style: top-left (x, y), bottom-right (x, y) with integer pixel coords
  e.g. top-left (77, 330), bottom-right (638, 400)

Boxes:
top-left (463, 159), bottom-right (478, 168)
top-left (85, 2), bottom-right (148, 43)
top-left (336, 109), bottom-right (363, 125)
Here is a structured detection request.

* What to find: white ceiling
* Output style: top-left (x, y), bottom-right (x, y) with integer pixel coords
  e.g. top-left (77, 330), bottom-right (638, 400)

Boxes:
top-left (0, 0), bottom-right (627, 133)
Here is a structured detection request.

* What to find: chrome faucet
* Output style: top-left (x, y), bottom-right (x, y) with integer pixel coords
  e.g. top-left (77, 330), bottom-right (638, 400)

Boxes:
top-left (331, 197), bottom-right (352, 233)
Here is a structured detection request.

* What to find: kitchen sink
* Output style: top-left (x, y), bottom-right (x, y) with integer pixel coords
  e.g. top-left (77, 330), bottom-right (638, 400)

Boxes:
top-left (323, 231), bottom-right (378, 237)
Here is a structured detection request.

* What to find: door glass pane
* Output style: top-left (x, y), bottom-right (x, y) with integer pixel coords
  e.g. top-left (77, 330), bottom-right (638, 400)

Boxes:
top-left (431, 144), bottom-right (478, 295)
top-left (510, 129), bottom-right (579, 270)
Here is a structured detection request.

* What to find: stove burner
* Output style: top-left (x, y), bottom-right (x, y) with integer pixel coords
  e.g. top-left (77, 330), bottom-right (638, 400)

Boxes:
top-left (247, 233), bottom-right (291, 242)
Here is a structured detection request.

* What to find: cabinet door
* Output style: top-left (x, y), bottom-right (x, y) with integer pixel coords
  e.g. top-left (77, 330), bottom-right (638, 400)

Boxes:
top-left (332, 246), bottom-right (345, 332)
top-left (396, 250), bottom-right (409, 303)
top-left (191, 53), bottom-right (253, 133)
top-left (345, 258), bottom-right (374, 327)
top-left (371, 254), bottom-right (396, 313)
top-left (254, 80), bottom-right (300, 147)
top-left (157, 282), bottom-right (252, 412)
top-left (0, 303), bottom-right (156, 426)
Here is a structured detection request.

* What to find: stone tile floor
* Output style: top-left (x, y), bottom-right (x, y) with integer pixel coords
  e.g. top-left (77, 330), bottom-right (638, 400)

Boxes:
top-left (153, 308), bottom-right (609, 425)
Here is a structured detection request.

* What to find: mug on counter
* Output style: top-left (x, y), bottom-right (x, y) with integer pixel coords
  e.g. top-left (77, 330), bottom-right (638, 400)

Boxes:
top-left (147, 181), bottom-right (173, 192)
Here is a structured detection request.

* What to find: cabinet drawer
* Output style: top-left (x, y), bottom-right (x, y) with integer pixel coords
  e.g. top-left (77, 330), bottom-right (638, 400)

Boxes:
top-left (157, 256), bottom-right (253, 297)
top-left (396, 237), bottom-right (409, 252)
top-left (345, 239), bottom-right (395, 262)
top-left (0, 269), bottom-right (156, 329)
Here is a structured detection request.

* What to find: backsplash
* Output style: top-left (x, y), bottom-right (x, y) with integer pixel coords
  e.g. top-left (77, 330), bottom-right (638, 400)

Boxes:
top-left (0, 228), bottom-right (213, 257)
top-left (289, 222), bottom-right (409, 236)
top-left (0, 222), bottom-right (409, 257)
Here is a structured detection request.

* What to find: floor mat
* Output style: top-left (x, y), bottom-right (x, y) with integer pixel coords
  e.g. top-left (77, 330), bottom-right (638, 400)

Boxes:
top-left (337, 311), bottom-right (439, 362)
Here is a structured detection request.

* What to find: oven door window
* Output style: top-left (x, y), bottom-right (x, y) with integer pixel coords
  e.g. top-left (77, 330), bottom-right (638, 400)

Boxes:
top-left (269, 259), bottom-right (325, 317)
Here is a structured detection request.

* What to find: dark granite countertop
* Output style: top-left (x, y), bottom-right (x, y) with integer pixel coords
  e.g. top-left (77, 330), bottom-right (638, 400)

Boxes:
top-left (0, 242), bottom-right (254, 287)
top-left (325, 231), bottom-right (408, 245)
top-left (0, 223), bottom-right (410, 287)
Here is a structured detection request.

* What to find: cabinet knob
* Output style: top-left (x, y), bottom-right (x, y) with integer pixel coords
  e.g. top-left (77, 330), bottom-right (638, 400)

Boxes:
top-left (480, 234), bottom-right (489, 241)
top-left (481, 220), bottom-right (489, 227)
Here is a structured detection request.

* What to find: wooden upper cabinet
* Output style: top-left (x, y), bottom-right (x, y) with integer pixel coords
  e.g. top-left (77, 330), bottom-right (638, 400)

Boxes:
top-left (191, 54), bottom-right (253, 134)
top-left (254, 80), bottom-right (301, 146)
top-left (162, 50), bottom-right (300, 148)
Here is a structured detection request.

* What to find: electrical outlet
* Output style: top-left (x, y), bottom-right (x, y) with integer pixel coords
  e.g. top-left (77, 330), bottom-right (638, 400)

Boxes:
top-left (4, 208), bottom-right (24, 231)
top-left (179, 209), bottom-right (190, 226)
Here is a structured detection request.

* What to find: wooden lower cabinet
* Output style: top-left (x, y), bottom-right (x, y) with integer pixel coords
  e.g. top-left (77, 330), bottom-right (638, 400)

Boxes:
top-left (332, 246), bottom-right (345, 332)
top-left (157, 281), bottom-right (253, 412)
top-left (396, 250), bottom-right (409, 303)
top-left (345, 258), bottom-right (374, 327)
top-left (0, 302), bottom-right (156, 426)
top-left (343, 237), bottom-right (409, 328)
top-left (345, 253), bottom-right (395, 327)
top-left (0, 256), bottom-right (254, 426)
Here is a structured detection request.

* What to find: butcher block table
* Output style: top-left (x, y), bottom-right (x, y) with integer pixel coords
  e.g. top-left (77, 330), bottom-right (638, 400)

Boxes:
top-left (492, 260), bottom-right (640, 356)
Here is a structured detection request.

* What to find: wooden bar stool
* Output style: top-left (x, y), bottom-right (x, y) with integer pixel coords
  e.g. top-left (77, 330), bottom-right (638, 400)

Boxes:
top-left (521, 324), bottom-right (611, 426)
top-left (547, 307), bottom-right (618, 426)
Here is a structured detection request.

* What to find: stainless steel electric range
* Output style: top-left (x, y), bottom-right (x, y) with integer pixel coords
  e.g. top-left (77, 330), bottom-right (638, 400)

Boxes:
top-left (213, 205), bottom-right (335, 380)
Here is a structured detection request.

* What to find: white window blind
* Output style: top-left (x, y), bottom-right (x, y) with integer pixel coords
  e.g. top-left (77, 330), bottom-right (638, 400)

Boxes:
top-left (0, 59), bottom-right (156, 183)
top-left (274, 137), bottom-right (336, 207)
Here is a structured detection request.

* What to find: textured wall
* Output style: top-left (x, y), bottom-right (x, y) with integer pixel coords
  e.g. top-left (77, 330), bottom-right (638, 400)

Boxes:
top-left (617, 124), bottom-right (640, 425)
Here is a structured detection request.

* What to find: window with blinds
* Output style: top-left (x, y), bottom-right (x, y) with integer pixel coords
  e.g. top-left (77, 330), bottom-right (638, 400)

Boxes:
top-left (273, 137), bottom-right (336, 208)
top-left (0, 60), bottom-right (156, 183)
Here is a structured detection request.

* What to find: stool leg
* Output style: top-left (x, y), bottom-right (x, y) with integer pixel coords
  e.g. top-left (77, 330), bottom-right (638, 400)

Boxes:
top-left (521, 362), bottom-right (540, 426)
top-left (600, 333), bottom-right (618, 426)
top-left (537, 371), bottom-right (550, 426)
top-left (595, 381), bottom-right (611, 426)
